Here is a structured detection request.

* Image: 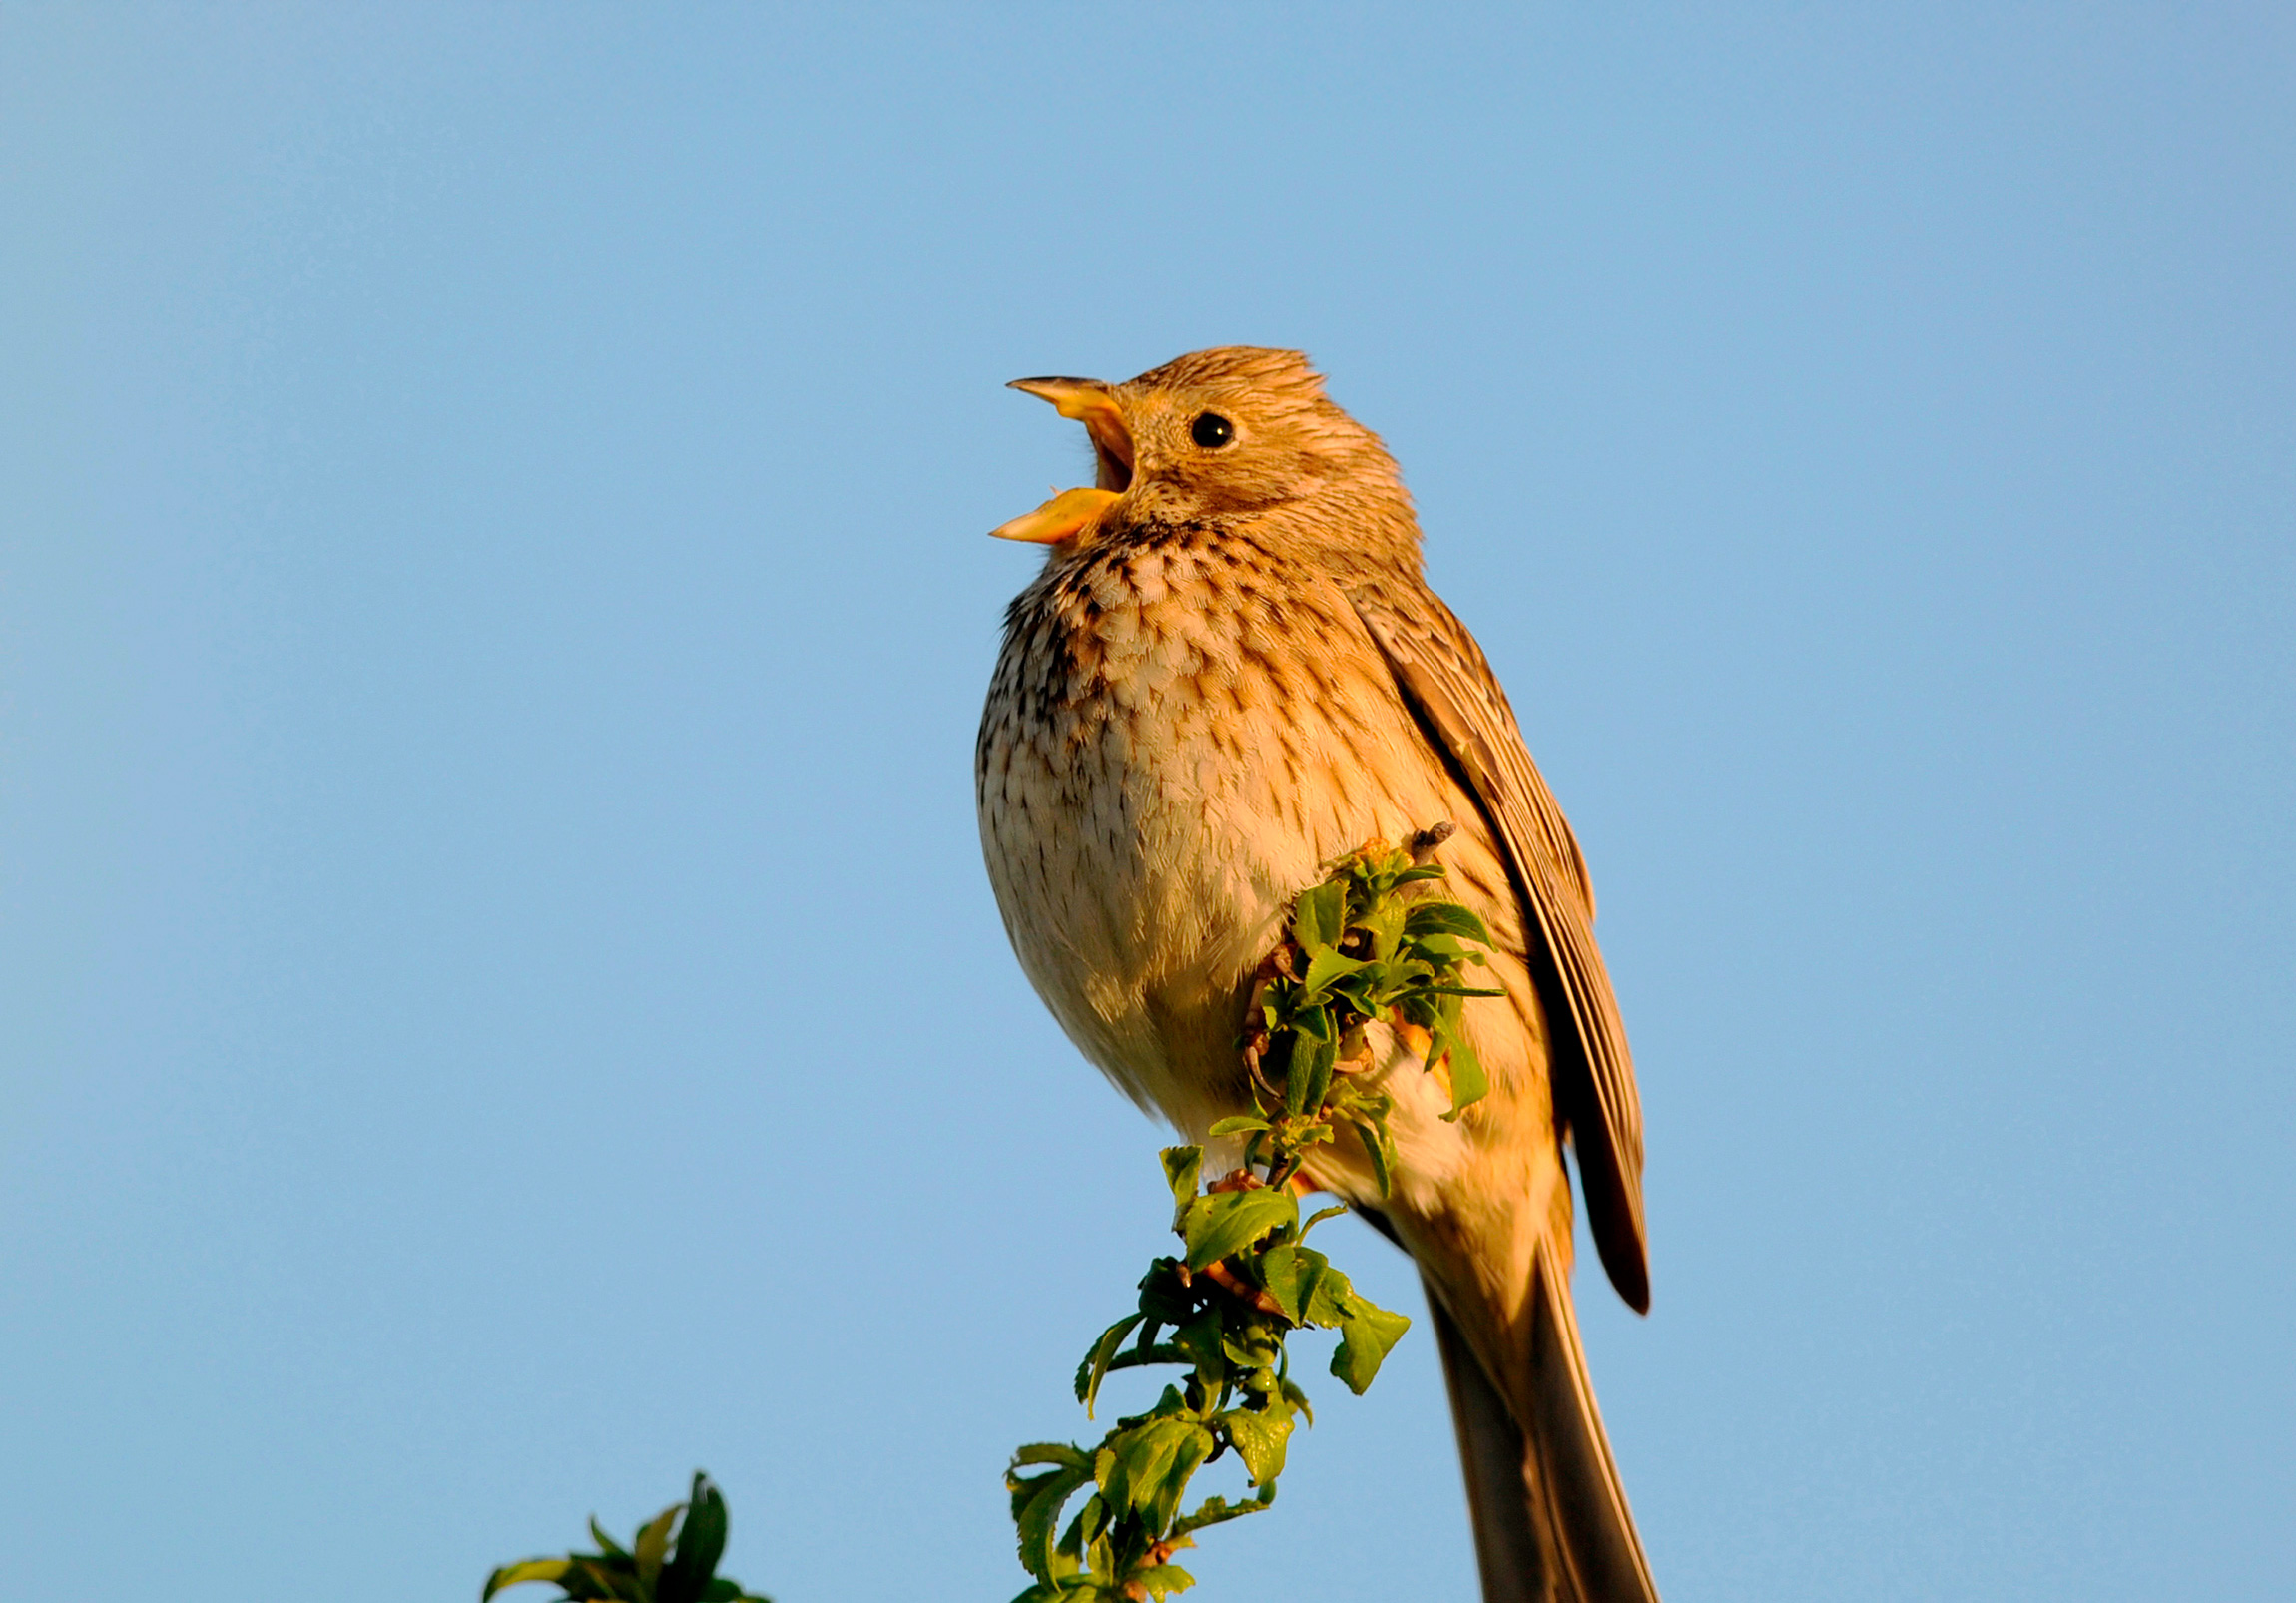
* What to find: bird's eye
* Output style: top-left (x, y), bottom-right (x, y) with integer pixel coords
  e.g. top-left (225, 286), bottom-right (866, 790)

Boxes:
top-left (1190, 412), bottom-right (1235, 449)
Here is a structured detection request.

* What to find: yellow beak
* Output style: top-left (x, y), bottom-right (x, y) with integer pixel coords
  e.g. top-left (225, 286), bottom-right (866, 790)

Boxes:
top-left (990, 375), bottom-right (1135, 544)
top-left (989, 484), bottom-right (1124, 544)
top-left (1006, 376), bottom-right (1135, 486)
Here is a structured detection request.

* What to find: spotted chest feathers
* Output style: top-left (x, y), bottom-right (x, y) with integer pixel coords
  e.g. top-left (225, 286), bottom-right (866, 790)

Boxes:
top-left (976, 521), bottom-right (1471, 1135)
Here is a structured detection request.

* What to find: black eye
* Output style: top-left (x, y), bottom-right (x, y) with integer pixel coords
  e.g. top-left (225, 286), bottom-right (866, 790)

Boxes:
top-left (1190, 411), bottom-right (1234, 449)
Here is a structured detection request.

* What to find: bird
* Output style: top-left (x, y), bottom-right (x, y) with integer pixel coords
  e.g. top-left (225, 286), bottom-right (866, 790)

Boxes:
top-left (975, 346), bottom-right (1658, 1603)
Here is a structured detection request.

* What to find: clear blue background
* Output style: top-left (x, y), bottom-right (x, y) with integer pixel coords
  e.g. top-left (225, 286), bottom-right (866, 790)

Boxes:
top-left (4, 7), bottom-right (2289, 1600)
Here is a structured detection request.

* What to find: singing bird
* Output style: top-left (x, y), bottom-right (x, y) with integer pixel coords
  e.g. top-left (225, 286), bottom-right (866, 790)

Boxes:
top-left (976, 348), bottom-right (1658, 1603)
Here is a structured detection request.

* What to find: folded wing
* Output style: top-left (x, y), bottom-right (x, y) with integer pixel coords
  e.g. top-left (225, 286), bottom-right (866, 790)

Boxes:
top-left (1348, 586), bottom-right (1650, 1313)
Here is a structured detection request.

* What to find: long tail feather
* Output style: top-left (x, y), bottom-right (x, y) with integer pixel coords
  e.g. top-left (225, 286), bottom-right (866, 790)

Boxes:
top-left (1425, 1262), bottom-right (1659, 1603)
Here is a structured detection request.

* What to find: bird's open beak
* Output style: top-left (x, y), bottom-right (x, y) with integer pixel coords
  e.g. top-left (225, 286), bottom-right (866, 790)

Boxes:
top-left (990, 376), bottom-right (1134, 544)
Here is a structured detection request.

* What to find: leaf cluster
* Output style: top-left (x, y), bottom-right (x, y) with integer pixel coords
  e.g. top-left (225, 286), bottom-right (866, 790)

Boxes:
top-left (1238, 840), bottom-right (1503, 1162)
top-left (1004, 841), bottom-right (1497, 1601)
top-left (484, 1474), bottom-right (769, 1603)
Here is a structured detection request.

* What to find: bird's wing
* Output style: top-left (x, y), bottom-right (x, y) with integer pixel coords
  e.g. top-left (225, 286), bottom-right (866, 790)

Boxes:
top-left (1348, 585), bottom-right (1650, 1313)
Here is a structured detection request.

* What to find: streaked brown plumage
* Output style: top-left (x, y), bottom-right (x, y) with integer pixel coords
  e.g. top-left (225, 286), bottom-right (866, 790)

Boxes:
top-left (976, 347), bottom-right (1658, 1602)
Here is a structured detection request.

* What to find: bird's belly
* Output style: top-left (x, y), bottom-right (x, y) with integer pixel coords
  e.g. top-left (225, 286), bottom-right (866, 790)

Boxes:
top-left (982, 670), bottom-right (1466, 1141)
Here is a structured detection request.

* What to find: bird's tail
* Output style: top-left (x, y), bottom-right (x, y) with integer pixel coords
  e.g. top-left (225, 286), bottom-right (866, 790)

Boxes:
top-left (1425, 1256), bottom-right (1660, 1603)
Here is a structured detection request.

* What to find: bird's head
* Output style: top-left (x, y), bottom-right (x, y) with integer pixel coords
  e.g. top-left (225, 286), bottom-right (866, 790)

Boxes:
top-left (990, 347), bottom-right (1415, 562)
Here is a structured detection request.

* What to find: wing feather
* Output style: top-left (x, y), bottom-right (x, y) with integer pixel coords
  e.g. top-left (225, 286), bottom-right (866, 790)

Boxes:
top-left (1349, 586), bottom-right (1650, 1313)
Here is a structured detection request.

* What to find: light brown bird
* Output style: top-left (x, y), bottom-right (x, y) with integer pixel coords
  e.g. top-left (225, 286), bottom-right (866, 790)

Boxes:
top-left (976, 347), bottom-right (1658, 1603)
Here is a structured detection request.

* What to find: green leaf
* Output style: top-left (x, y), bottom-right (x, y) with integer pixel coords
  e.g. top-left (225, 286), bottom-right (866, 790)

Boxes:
top-left (1059, 1491), bottom-right (1108, 1562)
top-left (1331, 1298), bottom-right (1413, 1394)
top-left (634, 1502), bottom-right (679, 1588)
top-left (1160, 1147), bottom-right (1203, 1225)
top-left (1181, 1188), bottom-right (1298, 1272)
top-left (482, 1559), bottom-right (573, 1601)
top-left (1284, 1031), bottom-right (1334, 1117)
top-left (661, 1475), bottom-right (730, 1603)
top-left (1145, 1425), bottom-right (1215, 1533)
top-left (1358, 899), bottom-right (1407, 959)
top-left (1101, 1417), bottom-right (1199, 1521)
top-left (1096, 1429), bottom-right (1160, 1519)
top-left (1205, 1115), bottom-right (1269, 1137)
top-left (1298, 1203), bottom-right (1349, 1239)
top-left (1218, 1406), bottom-right (1296, 1484)
top-left (1303, 1038), bottom-right (1336, 1118)
top-left (1134, 1562), bottom-right (1197, 1597)
top-left (1010, 1459), bottom-right (1096, 1583)
top-left (1170, 1307), bottom-right (1226, 1386)
top-left (1323, 967), bottom-right (1383, 1015)
top-left (1301, 946), bottom-right (1370, 997)
top-left (1219, 1322), bottom-right (1279, 1373)
top-left (1101, 1342), bottom-right (1190, 1378)
top-left (1253, 1243), bottom-right (1304, 1324)
top-left (1278, 1373), bottom-right (1315, 1427)
top-left (1293, 881), bottom-right (1346, 952)
top-left (1404, 901), bottom-right (1494, 945)
top-left (1433, 1025), bottom-right (1490, 1119)
top-left (1283, 1245), bottom-right (1334, 1330)
top-left (1301, 1260), bottom-right (1354, 1328)
top-left (1170, 1484), bottom-right (1276, 1540)
top-left (565, 1557), bottom-right (646, 1602)
top-left (1075, 1314), bottom-right (1145, 1413)
top-left (1012, 1442), bottom-right (1093, 1472)
top-left (1348, 1116), bottom-right (1395, 1198)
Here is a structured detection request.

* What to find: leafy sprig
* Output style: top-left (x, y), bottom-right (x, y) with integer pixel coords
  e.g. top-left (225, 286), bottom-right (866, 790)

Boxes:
top-left (1005, 837), bottom-right (1499, 1602)
top-left (484, 1473), bottom-right (770, 1603)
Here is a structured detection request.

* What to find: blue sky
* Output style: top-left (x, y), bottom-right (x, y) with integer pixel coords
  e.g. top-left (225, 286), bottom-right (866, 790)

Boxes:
top-left (3, 7), bottom-right (2290, 1600)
